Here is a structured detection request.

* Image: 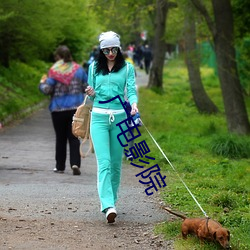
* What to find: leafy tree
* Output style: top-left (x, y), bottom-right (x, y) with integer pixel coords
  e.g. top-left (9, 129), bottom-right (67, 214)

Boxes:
top-left (0, 0), bottom-right (99, 67)
top-left (190, 0), bottom-right (250, 134)
top-left (148, 0), bottom-right (177, 89)
top-left (164, 1), bottom-right (184, 44)
top-left (232, 0), bottom-right (250, 40)
top-left (0, 0), bottom-right (58, 66)
top-left (91, 0), bottom-right (155, 47)
top-left (232, 0), bottom-right (250, 95)
top-left (183, 1), bottom-right (218, 114)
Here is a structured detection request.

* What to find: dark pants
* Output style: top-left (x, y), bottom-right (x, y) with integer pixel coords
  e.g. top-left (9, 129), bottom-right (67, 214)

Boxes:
top-left (144, 59), bottom-right (151, 74)
top-left (51, 110), bottom-right (80, 171)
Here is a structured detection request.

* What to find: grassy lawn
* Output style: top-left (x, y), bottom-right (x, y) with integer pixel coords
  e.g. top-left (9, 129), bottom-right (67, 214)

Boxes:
top-left (0, 60), bottom-right (49, 123)
top-left (137, 58), bottom-right (250, 250)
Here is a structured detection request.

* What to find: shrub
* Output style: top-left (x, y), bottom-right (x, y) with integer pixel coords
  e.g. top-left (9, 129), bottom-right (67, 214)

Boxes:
top-left (210, 191), bottom-right (237, 209)
top-left (210, 135), bottom-right (250, 159)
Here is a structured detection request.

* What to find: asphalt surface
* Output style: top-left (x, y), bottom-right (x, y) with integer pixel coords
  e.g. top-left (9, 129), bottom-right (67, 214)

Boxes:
top-left (0, 69), bottom-right (172, 249)
top-left (0, 106), bottom-right (166, 222)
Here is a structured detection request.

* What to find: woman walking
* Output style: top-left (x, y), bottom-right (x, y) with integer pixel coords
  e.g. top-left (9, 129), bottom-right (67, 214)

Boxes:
top-left (39, 45), bottom-right (88, 175)
top-left (85, 31), bottom-right (138, 223)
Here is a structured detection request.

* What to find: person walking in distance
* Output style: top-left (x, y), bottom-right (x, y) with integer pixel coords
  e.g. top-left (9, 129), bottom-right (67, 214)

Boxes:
top-left (85, 31), bottom-right (138, 223)
top-left (39, 45), bottom-right (88, 175)
top-left (143, 44), bottom-right (153, 74)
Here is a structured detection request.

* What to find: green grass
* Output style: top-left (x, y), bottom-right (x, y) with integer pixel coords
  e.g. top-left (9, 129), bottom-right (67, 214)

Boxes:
top-left (0, 60), bottom-right (50, 123)
top-left (137, 59), bottom-right (250, 250)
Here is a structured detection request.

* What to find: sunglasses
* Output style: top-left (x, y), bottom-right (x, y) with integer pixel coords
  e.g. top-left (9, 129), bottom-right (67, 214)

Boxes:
top-left (102, 47), bottom-right (119, 55)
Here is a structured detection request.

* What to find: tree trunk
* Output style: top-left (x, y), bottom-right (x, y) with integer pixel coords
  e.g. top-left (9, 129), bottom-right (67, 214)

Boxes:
top-left (184, 4), bottom-right (218, 114)
top-left (191, 0), bottom-right (250, 134)
top-left (212, 0), bottom-right (250, 134)
top-left (147, 0), bottom-right (169, 89)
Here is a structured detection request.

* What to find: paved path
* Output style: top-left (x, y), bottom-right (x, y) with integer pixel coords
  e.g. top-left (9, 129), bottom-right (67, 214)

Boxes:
top-left (135, 68), bottom-right (149, 88)
top-left (0, 71), bottom-right (172, 249)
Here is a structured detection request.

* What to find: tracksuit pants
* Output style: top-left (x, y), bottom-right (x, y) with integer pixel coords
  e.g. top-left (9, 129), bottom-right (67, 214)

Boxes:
top-left (90, 111), bottom-right (127, 212)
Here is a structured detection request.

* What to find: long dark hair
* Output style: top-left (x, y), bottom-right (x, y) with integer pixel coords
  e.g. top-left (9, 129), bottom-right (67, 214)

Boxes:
top-left (95, 48), bottom-right (126, 75)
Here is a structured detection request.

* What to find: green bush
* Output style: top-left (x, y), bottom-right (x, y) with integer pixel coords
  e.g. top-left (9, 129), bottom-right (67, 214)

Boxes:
top-left (210, 135), bottom-right (250, 159)
top-left (210, 191), bottom-right (238, 209)
top-left (0, 60), bottom-right (49, 122)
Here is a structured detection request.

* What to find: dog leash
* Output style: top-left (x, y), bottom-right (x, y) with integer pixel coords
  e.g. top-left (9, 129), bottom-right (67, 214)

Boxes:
top-left (139, 118), bottom-right (209, 218)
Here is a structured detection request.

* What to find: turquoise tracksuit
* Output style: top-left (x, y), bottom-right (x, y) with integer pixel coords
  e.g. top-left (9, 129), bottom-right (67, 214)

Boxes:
top-left (88, 62), bottom-right (137, 212)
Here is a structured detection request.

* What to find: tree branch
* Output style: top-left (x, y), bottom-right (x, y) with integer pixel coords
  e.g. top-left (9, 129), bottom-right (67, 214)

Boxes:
top-left (190, 0), bottom-right (216, 37)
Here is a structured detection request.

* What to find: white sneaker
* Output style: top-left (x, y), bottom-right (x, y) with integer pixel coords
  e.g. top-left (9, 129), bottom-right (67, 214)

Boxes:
top-left (72, 165), bottom-right (81, 175)
top-left (105, 207), bottom-right (117, 223)
top-left (53, 168), bottom-right (64, 173)
top-left (126, 156), bottom-right (133, 161)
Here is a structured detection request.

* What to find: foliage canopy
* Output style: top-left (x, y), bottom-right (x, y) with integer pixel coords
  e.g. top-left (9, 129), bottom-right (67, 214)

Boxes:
top-left (0, 0), bottom-right (99, 66)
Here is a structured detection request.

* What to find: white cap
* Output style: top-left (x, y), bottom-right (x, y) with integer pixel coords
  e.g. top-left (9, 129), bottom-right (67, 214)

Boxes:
top-left (99, 31), bottom-right (121, 49)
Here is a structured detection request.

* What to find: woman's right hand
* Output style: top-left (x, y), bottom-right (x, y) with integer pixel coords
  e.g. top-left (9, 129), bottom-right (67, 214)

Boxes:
top-left (131, 103), bottom-right (138, 115)
top-left (85, 86), bottom-right (95, 97)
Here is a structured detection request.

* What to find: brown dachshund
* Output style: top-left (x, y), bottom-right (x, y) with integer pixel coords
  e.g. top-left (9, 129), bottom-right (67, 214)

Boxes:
top-left (162, 207), bottom-right (231, 249)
